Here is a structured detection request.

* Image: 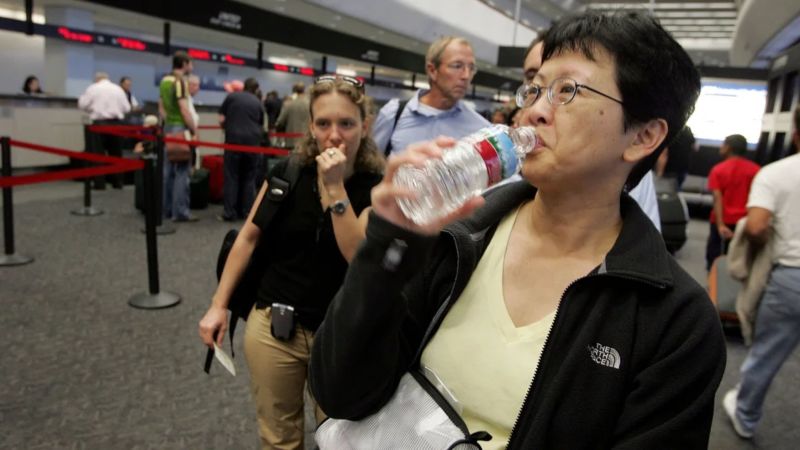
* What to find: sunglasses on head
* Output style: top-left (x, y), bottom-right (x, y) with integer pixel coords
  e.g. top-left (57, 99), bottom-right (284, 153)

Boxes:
top-left (315, 74), bottom-right (365, 90)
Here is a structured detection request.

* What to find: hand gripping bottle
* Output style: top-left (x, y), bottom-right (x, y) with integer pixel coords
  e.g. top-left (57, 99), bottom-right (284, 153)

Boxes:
top-left (393, 124), bottom-right (536, 225)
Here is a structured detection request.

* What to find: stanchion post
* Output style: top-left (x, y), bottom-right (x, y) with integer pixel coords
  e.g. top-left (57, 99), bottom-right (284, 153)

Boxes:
top-left (83, 179), bottom-right (92, 208)
top-left (128, 152), bottom-right (180, 309)
top-left (156, 133), bottom-right (164, 227)
top-left (143, 132), bottom-right (175, 235)
top-left (0, 136), bottom-right (34, 267)
top-left (71, 175), bottom-right (104, 217)
top-left (143, 152), bottom-right (161, 293)
top-left (72, 125), bottom-right (103, 216)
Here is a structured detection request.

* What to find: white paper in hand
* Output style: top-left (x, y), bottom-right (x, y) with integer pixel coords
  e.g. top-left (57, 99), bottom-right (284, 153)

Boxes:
top-left (213, 343), bottom-right (236, 376)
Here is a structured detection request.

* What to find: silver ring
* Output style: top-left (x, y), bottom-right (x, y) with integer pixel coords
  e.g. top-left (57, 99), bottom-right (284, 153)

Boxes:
top-left (327, 150), bottom-right (336, 157)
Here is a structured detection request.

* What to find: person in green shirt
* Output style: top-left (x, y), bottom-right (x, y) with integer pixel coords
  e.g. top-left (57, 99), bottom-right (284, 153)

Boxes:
top-left (158, 51), bottom-right (197, 222)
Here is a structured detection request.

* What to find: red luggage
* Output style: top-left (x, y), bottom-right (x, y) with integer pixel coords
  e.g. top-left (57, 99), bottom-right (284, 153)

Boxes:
top-left (202, 155), bottom-right (224, 202)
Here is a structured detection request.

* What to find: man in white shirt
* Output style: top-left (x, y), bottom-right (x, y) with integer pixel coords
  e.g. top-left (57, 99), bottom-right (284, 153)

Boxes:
top-left (79, 72), bottom-right (130, 189)
top-left (723, 106), bottom-right (800, 440)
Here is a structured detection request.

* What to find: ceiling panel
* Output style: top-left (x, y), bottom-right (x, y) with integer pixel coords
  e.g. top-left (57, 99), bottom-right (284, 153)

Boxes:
top-left (583, 0), bottom-right (739, 50)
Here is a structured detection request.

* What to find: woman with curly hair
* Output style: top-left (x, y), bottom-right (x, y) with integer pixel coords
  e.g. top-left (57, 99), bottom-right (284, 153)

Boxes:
top-left (199, 75), bottom-right (383, 449)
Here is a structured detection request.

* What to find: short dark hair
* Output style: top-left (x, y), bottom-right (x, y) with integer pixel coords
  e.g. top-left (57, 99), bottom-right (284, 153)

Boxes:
top-left (724, 134), bottom-right (748, 156)
top-left (172, 51), bottom-right (192, 70)
top-left (119, 76), bottom-right (131, 84)
top-left (244, 77), bottom-right (260, 94)
top-left (22, 75), bottom-right (40, 94)
top-left (543, 12), bottom-right (701, 191)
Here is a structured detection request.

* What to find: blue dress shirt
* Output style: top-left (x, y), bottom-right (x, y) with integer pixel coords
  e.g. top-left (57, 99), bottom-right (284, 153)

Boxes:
top-left (372, 89), bottom-right (490, 155)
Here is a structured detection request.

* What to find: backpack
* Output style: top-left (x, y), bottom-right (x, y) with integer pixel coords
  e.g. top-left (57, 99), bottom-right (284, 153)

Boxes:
top-left (209, 158), bottom-right (302, 364)
top-left (383, 99), bottom-right (408, 157)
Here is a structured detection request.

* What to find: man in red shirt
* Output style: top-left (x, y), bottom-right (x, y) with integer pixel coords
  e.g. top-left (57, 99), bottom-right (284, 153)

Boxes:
top-left (706, 134), bottom-right (760, 269)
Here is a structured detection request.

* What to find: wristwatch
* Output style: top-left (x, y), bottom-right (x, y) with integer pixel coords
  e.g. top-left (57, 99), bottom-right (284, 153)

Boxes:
top-left (329, 198), bottom-right (350, 215)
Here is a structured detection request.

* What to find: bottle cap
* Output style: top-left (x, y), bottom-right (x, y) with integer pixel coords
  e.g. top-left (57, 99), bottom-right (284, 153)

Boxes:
top-left (510, 126), bottom-right (537, 157)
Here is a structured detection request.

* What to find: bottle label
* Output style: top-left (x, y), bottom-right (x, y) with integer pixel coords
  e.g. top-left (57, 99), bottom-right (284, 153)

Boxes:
top-left (472, 129), bottom-right (519, 186)
top-left (494, 133), bottom-right (519, 178)
top-left (476, 139), bottom-right (503, 185)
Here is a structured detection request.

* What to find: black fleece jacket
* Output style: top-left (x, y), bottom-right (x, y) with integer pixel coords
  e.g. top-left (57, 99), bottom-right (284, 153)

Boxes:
top-left (310, 181), bottom-right (726, 449)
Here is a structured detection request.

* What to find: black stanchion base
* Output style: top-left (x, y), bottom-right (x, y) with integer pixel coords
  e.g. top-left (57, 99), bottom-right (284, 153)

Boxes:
top-left (128, 291), bottom-right (181, 309)
top-left (0, 253), bottom-right (34, 267)
top-left (71, 206), bottom-right (104, 216)
top-left (141, 223), bottom-right (176, 235)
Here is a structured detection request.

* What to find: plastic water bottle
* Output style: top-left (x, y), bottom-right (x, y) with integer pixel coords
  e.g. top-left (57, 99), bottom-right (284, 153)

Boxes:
top-left (394, 124), bottom-right (536, 225)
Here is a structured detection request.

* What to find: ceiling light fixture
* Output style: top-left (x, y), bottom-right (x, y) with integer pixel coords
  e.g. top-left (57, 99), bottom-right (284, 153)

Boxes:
top-left (587, 2), bottom-right (735, 10)
top-left (0, 6), bottom-right (45, 22)
top-left (336, 68), bottom-right (358, 77)
top-left (660, 19), bottom-right (737, 25)
top-left (657, 11), bottom-right (737, 18)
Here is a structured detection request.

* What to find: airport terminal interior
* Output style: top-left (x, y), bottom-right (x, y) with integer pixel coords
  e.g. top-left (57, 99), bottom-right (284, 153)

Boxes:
top-left (2, 0), bottom-right (800, 449)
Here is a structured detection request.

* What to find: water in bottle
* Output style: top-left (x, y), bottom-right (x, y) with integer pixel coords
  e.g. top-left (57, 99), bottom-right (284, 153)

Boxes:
top-left (394, 124), bottom-right (536, 225)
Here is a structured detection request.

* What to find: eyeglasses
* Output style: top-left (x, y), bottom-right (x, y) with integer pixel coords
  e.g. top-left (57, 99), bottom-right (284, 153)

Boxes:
top-left (444, 62), bottom-right (477, 75)
top-left (515, 77), bottom-right (624, 108)
top-left (315, 74), bottom-right (364, 89)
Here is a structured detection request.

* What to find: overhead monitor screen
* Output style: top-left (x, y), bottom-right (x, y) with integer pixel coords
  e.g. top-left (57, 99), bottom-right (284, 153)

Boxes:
top-left (685, 78), bottom-right (767, 149)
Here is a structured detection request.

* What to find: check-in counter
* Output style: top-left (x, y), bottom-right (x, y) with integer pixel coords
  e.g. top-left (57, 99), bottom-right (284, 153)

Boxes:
top-left (0, 94), bottom-right (225, 169)
top-left (0, 94), bottom-right (85, 168)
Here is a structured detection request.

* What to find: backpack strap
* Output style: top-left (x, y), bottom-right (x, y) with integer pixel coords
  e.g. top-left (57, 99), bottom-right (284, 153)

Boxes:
top-left (384, 99), bottom-right (408, 157)
top-left (206, 158), bottom-right (303, 371)
top-left (226, 157), bottom-right (302, 353)
top-left (258, 157), bottom-right (302, 225)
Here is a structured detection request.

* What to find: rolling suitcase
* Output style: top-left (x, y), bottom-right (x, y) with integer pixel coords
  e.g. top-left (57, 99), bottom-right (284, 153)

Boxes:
top-left (201, 155), bottom-right (224, 203)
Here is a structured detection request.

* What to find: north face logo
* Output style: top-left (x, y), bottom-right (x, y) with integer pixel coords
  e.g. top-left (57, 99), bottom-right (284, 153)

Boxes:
top-left (588, 343), bottom-right (621, 369)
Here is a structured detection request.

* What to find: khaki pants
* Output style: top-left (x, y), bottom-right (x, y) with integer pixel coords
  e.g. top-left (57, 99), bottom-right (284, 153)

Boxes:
top-left (244, 305), bottom-right (325, 450)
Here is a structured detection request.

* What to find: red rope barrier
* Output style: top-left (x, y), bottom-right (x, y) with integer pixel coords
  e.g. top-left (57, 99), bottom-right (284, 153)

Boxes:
top-left (196, 125), bottom-right (303, 140)
top-left (89, 125), bottom-right (302, 139)
top-left (0, 164), bottom-right (142, 188)
top-left (1, 125), bottom-right (293, 188)
top-left (161, 136), bottom-right (290, 157)
top-left (9, 139), bottom-right (148, 165)
top-left (87, 124), bottom-right (149, 132)
top-left (85, 125), bottom-right (291, 157)
top-left (87, 125), bottom-right (157, 141)
top-left (1, 139), bottom-right (144, 188)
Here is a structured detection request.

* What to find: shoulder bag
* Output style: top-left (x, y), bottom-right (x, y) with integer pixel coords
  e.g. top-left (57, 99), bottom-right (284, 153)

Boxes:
top-left (316, 370), bottom-right (492, 449)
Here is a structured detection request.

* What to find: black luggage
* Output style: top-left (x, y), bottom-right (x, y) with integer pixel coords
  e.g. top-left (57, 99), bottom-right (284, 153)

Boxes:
top-left (190, 168), bottom-right (210, 210)
top-left (655, 176), bottom-right (689, 253)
